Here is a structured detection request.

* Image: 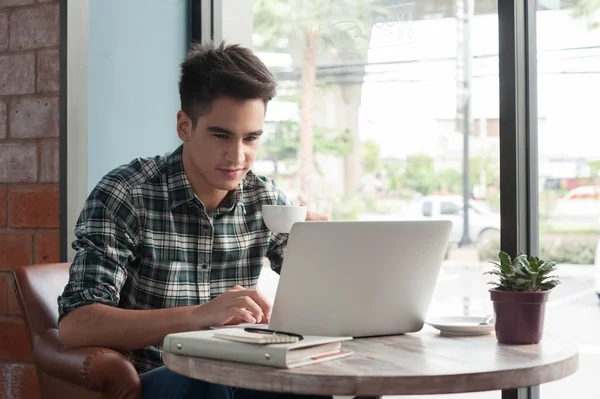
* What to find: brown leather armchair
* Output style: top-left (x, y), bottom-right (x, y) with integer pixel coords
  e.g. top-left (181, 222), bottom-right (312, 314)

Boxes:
top-left (13, 262), bottom-right (143, 399)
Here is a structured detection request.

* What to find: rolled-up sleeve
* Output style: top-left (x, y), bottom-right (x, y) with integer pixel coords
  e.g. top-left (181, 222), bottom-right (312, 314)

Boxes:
top-left (57, 178), bottom-right (139, 322)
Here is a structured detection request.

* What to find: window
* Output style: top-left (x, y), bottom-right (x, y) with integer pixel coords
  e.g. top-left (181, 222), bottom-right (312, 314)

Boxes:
top-left (422, 201), bottom-right (433, 217)
top-left (206, 0), bottom-right (594, 397)
top-left (537, 3), bottom-right (600, 396)
top-left (237, 0), bottom-right (501, 348)
top-left (441, 201), bottom-right (461, 216)
top-left (244, 0), bottom-right (501, 237)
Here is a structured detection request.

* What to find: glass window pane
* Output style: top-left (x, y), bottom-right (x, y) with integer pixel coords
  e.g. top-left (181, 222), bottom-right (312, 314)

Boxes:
top-left (218, 2), bottom-right (508, 396)
top-left (441, 201), bottom-right (461, 215)
top-left (249, 0), bottom-right (500, 249)
top-left (537, 2), bottom-right (600, 397)
top-left (248, 0), bottom-right (500, 334)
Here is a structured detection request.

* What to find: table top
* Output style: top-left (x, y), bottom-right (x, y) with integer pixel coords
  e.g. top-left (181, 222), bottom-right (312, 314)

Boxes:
top-left (163, 328), bottom-right (579, 397)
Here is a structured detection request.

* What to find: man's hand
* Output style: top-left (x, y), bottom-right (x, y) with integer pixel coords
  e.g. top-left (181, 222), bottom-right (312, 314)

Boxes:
top-left (306, 210), bottom-right (329, 221)
top-left (195, 285), bottom-right (272, 328)
top-left (299, 204), bottom-right (329, 221)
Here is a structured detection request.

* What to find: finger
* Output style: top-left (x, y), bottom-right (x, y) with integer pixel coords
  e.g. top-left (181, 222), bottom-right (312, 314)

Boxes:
top-left (228, 289), bottom-right (271, 322)
top-left (262, 311), bottom-right (271, 324)
top-left (224, 316), bottom-right (246, 326)
top-left (224, 318), bottom-right (236, 326)
top-left (227, 307), bottom-right (256, 324)
top-left (245, 290), bottom-right (272, 322)
top-left (306, 210), bottom-right (329, 221)
top-left (224, 285), bottom-right (245, 296)
top-left (233, 296), bottom-right (264, 323)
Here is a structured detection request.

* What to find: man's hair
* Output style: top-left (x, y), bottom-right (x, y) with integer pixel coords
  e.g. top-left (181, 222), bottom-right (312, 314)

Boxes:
top-left (179, 41), bottom-right (277, 124)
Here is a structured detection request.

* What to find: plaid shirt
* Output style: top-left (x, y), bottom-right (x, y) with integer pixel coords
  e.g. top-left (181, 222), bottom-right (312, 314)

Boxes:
top-left (57, 145), bottom-right (293, 373)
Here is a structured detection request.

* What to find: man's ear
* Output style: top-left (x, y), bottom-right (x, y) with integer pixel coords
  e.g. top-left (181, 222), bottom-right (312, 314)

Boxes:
top-left (177, 110), bottom-right (193, 142)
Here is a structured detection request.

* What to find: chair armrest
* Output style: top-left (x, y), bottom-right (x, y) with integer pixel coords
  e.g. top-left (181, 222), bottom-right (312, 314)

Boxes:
top-left (34, 328), bottom-right (143, 399)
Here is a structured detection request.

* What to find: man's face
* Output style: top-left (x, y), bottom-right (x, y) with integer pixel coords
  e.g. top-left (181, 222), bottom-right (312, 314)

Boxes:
top-left (177, 96), bottom-right (265, 193)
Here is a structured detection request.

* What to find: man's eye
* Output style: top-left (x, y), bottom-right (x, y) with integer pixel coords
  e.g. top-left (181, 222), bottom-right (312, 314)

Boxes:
top-left (214, 134), bottom-right (228, 139)
top-left (245, 136), bottom-right (258, 142)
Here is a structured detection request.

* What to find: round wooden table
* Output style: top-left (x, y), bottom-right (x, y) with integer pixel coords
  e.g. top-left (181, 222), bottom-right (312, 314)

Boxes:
top-left (163, 329), bottom-right (578, 399)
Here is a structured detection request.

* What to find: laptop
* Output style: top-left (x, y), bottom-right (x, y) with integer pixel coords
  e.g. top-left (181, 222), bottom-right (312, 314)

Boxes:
top-left (267, 220), bottom-right (453, 338)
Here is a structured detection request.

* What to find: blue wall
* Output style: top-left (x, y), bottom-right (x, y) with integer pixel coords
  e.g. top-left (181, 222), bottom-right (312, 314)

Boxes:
top-left (87, 0), bottom-right (187, 192)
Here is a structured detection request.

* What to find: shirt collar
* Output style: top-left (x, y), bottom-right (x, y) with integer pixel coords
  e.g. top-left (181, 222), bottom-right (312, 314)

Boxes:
top-left (167, 145), bottom-right (245, 213)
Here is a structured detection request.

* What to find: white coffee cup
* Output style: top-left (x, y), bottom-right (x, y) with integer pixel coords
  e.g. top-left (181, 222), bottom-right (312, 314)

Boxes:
top-left (262, 205), bottom-right (307, 234)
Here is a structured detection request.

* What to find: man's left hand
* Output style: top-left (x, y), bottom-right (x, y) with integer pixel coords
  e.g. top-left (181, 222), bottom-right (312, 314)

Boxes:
top-left (306, 209), bottom-right (329, 221)
top-left (298, 203), bottom-right (329, 221)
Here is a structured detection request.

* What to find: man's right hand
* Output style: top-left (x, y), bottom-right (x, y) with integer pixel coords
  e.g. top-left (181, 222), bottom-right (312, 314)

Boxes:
top-left (195, 285), bottom-right (272, 328)
top-left (59, 285), bottom-right (272, 352)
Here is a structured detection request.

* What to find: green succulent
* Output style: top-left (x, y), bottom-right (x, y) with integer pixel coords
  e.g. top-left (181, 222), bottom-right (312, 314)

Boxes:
top-left (485, 251), bottom-right (560, 292)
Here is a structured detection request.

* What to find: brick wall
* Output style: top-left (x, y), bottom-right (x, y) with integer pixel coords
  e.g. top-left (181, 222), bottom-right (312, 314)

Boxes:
top-left (0, 1), bottom-right (60, 398)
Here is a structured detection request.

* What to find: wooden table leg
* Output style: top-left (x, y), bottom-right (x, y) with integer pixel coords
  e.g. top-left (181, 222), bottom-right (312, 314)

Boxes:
top-left (502, 386), bottom-right (540, 399)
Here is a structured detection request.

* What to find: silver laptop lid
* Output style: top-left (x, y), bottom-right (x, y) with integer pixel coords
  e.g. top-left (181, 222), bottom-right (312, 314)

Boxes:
top-left (268, 220), bottom-right (453, 337)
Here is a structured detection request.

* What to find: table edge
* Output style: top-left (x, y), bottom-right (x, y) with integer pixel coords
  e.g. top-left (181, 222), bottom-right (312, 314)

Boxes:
top-left (163, 348), bottom-right (579, 396)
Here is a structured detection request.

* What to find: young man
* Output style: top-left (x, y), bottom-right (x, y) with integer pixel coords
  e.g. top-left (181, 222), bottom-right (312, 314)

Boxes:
top-left (57, 41), bottom-right (329, 399)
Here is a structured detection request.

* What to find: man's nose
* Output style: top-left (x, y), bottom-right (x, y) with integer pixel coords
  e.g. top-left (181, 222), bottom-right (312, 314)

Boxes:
top-left (225, 141), bottom-right (245, 164)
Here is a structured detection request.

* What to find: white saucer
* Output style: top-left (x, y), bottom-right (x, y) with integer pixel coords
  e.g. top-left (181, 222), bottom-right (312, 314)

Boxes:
top-left (425, 316), bottom-right (495, 336)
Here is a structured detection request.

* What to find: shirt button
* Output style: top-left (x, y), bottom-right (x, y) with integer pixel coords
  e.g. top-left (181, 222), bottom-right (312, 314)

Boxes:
top-left (201, 264), bottom-right (208, 269)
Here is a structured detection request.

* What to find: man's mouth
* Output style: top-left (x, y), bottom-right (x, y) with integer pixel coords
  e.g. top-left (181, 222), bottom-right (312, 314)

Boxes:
top-left (218, 168), bottom-right (243, 178)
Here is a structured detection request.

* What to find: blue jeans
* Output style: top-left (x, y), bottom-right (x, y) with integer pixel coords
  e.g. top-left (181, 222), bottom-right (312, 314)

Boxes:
top-left (140, 366), bottom-right (332, 399)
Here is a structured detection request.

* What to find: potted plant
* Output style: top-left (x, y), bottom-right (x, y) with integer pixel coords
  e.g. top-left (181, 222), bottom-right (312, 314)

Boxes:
top-left (485, 251), bottom-right (560, 344)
